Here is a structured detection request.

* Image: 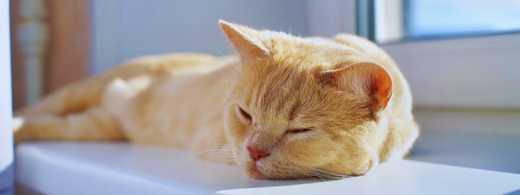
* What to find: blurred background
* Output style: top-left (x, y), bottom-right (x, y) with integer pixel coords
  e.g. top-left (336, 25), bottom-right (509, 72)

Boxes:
top-left (10, 0), bottom-right (520, 135)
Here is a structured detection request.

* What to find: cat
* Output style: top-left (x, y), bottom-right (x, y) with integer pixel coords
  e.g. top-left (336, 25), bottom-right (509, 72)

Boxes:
top-left (14, 20), bottom-right (419, 180)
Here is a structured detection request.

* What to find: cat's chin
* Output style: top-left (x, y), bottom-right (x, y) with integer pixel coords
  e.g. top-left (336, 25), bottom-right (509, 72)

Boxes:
top-left (246, 166), bottom-right (269, 180)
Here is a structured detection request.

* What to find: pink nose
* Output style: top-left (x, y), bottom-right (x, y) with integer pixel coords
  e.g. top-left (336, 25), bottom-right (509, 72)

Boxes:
top-left (247, 146), bottom-right (270, 161)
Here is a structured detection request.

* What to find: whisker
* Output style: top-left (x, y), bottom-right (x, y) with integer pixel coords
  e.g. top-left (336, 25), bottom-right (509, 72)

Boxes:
top-left (224, 80), bottom-right (247, 90)
top-left (294, 166), bottom-right (316, 182)
top-left (287, 170), bottom-right (304, 183)
top-left (209, 157), bottom-right (236, 165)
top-left (308, 172), bottom-right (327, 182)
top-left (195, 152), bottom-right (236, 167)
top-left (210, 46), bottom-right (254, 91)
top-left (223, 80), bottom-right (254, 95)
top-left (197, 93), bottom-right (243, 100)
top-left (210, 46), bottom-right (244, 77)
top-left (213, 69), bottom-right (226, 75)
top-left (311, 168), bottom-right (352, 179)
top-left (204, 65), bottom-right (226, 76)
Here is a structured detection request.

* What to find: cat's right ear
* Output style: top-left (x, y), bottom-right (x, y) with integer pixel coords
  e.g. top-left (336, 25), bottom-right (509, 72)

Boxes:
top-left (219, 20), bottom-right (270, 61)
top-left (323, 63), bottom-right (393, 112)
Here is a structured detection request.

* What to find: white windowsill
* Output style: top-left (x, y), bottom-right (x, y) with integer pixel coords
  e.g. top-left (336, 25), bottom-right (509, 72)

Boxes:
top-left (15, 133), bottom-right (520, 195)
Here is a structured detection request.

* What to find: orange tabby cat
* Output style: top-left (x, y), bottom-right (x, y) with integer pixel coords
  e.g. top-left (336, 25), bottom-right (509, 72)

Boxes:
top-left (14, 20), bottom-right (419, 179)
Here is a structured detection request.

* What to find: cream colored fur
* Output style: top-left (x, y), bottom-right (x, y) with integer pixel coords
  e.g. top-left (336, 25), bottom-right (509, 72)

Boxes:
top-left (14, 20), bottom-right (419, 180)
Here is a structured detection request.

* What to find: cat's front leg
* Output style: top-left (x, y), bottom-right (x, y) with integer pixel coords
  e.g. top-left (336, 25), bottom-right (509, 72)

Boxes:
top-left (378, 119), bottom-right (420, 162)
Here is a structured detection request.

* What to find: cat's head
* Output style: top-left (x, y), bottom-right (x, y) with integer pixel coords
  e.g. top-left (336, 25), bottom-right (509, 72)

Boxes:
top-left (220, 20), bottom-right (393, 179)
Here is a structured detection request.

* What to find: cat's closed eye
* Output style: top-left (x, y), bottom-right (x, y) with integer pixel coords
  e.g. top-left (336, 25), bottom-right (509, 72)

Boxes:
top-left (237, 107), bottom-right (252, 122)
top-left (288, 128), bottom-right (311, 133)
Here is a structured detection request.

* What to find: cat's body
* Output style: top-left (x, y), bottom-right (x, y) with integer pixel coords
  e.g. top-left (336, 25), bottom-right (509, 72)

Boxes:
top-left (14, 21), bottom-right (419, 179)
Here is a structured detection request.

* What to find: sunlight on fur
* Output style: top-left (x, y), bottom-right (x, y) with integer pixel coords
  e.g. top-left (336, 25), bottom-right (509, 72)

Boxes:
top-left (14, 20), bottom-right (419, 180)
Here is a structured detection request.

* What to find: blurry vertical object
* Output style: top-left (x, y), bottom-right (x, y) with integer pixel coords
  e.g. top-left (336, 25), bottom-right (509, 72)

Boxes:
top-left (0, 1), bottom-right (14, 195)
top-left (10, 0), bottom-right (25, 111)
top-left (360, 0), bottom-right (405, 43)
top-left (18, 0), bottom-right (48, 106)
top-left (46, 0), bottom-right (90, 92)
top-left (356, 0), bottom-right (374, 40)
top-left (11, 0), bottom-right (90, 111)
top-left (374, 0), bottom-right (404, 43)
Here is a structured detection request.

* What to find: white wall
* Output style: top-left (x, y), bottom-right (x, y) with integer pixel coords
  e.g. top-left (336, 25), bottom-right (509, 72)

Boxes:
top-left (0, 0), bottom-right (13, 191)
top-left (307, 0), bottom-right (357, 37)
top-left (0, 0), bottom-right (12, 171)
top-left (91, 0), bottom-right (310, 74)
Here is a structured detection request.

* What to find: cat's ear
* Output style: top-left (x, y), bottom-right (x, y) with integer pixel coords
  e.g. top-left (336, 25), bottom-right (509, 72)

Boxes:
top-left (219, 20), bottom-right (270, 60)
top-left (324, 63), bottom-right (393, 112)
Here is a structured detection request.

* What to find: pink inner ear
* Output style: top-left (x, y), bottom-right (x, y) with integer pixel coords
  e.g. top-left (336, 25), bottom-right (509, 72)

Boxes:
top-left (370, 67), bottom-right (393, 112)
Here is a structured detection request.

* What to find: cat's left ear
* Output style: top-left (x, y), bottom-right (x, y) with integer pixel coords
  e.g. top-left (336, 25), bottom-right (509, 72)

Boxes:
top-left (323, 63), bottom-right (393, 112)
top-left (219, 20), bottom-right (270, 61)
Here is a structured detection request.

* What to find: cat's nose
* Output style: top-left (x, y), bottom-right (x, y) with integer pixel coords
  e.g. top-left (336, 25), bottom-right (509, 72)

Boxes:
top-left (247, 146), bottom-right (270, 161)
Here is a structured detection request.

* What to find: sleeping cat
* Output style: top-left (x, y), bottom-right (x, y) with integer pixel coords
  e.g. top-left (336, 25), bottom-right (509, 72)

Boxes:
top-left (14, 20), bottom-right (419, 179)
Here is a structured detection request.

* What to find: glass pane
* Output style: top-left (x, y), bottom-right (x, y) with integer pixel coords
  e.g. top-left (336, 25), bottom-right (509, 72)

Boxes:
top-left (374, 0), bottom-right (520, 44)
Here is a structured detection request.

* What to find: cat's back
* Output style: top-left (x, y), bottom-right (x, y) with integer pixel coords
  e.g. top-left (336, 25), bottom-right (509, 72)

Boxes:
top-left (109, 53), bottom-right (240, 146)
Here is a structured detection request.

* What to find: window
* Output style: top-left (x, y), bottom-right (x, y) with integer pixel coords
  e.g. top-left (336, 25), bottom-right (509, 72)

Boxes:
top-left (368, 0), bottom-right (520, 44)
